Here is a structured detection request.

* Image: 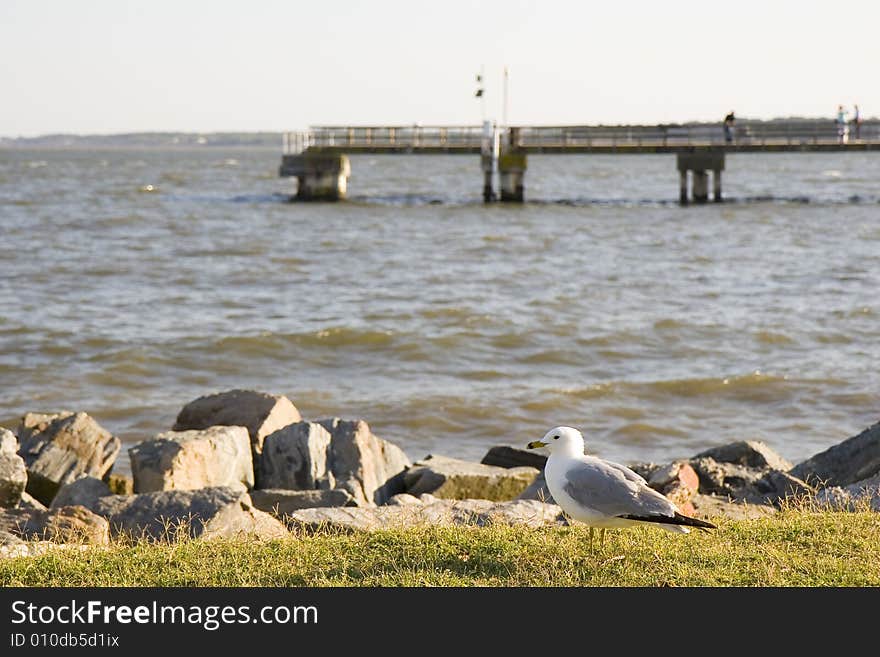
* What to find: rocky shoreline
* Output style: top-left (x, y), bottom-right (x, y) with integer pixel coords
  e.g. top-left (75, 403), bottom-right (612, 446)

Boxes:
top-left (2, 388), bottom-right (879, 559)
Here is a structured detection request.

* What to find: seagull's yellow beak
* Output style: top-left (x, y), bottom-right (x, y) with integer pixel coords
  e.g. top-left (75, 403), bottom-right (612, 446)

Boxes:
top-left (527, 440), bottom-right (547, 449)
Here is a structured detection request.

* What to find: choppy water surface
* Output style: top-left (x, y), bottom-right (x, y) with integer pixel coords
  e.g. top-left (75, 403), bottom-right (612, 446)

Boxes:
top-left (1, 148), bottom-right (878, 474)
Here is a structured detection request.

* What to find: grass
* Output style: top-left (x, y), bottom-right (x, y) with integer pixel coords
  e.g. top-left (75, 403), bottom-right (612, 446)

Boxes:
top-left (2, 508), bottom-right (879, 586)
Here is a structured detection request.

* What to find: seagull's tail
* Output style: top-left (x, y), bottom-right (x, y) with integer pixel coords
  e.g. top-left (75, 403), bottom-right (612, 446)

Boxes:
top-left (619, 512), bottom-right (717, 533)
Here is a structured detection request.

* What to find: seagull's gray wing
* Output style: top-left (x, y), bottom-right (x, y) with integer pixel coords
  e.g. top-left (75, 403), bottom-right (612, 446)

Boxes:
top-left (562, 457), bottom-right (676, 519)
top-left (602, 459), bottom-right (648, 486)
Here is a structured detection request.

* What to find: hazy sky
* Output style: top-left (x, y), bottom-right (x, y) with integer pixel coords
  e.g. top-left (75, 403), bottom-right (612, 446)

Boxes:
top-left (3, 0), bottom-right (879, 136)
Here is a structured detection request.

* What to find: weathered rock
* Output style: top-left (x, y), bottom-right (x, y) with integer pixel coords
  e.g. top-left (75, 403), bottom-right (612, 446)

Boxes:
top-left (517, 472), bottom-right (555, 504)
top-left (16, 492), bottom-right (47, 511)
top-left (259, 422), bottom-right (333, 491)
top-left (690, 493), bottom-right (777, 520)
top-left (0, 428), bottom-right (27, 508)
top-left (694, 440), bottom-right (792, 472)
top-left (404, 454), bottom-right (539, 501)
top-left (16, 411), bottom-right (121, 505)
top-left (288, 498), bottom-right (564, 532)
top-left (106, 473), bottom-right (133, 496)
top-left (249, 488), bottom-right (355, 517)
top-left (628, 462), bottom-right (661, 481)
top-left (319, 418), bottom-right (411, 506)
top-left (173, 389), bottom-right (301, 485)
top-left (790, 421), bottom-right (880, 487)
top-left (86, 486), bottom-right (286, 541)
top-left (50, 476), bottom-right (111, 509)
top-left (813, 472), bottom-right (880, 512)
top-left (648, 460), bottom-right (700, 511)
top-left (0, 530), bottom-right (29, 559)
top-left (481, 445), bottom-right (548, 470)
top-left (129, 425), bottom-right (254, 493)
top-left (688, 456), bottom-right (764, 498)
top-left (385, 493), bottom-right (423, 506)
top-left (753, 470), bottom-right (814, 503)
top-left (0, 505), bottom-right (110, 545)
top-left (688, 455), bottom-right (807, 505)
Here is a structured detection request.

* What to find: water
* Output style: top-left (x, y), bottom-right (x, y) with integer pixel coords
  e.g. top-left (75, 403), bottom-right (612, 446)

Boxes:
top-left (1, 147), bottom-right (878, 475)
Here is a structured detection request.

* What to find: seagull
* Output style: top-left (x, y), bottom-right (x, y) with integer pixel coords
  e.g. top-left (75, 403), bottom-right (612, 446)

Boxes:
top-left (527, 426), bottom-right (715, 548)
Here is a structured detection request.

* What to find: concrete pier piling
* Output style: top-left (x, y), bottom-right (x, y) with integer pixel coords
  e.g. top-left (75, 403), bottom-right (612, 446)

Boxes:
top-left (499, 152), bottom-right (527, 202)
top-left (676, 151), bottom-right (725, 204)
top-left (481, 121), bottom-right (499, 202)
top-left (279, 153), bottom-right (351, 201)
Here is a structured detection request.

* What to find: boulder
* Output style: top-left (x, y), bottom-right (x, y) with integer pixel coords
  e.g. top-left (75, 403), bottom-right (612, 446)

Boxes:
top-left (173, 389), bottom-right (301, 485)
top-left (0, 428), bottom-right (27, 508)
top-left (790, 421), bottom-right (880, 487)
top-left (690, 493), bottom-right (777, 520)
top-left (693, 440), bottom-right (792, 472)
top-left (50, 476), bottom-right (111, 509)
top-left (16, 411), bottom-right (121, 505)
top-left (813, 472), bottom-right (880, 512)
top-left (16, 492), bottom-right (47, 511)
top-left (129, 425), bottom-right (254, 493)
top-left (86, 486), bottom-right (287, 541)
top-left (249, 488), bottom-right (355, 517)
top-left (106, 473), bottom-right (134, 495)
top-left (688, 455), bottom-right (810, 505)
top-left (647, 460), bottom-right (700, 513)
top-left (385, 493), bottom-right (423, 506)
top-left (319, 418), bottom-right (411, 505)
top-left (259, 422), bottom-right (333, 490)
top-left (288, 498), bottom-right (564, 532)
top-left (481, 445), bottom-right (548, 470)
top-left (0, 505), bottom-right (110, 545)
top-left (517, 472), bottom-right (555, 504)
top-left (0, 530), bottom-right (29, 559)
top-left (404, 455), bottom-right (539, 501)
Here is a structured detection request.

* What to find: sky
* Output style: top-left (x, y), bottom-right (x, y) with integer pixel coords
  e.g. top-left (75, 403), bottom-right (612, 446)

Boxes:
top-left (2, 0), bottom-right (879, 136)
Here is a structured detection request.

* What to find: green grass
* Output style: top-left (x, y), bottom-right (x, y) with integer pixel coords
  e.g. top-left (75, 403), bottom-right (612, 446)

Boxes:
top-left (2, 509), bottom-right (879, 586)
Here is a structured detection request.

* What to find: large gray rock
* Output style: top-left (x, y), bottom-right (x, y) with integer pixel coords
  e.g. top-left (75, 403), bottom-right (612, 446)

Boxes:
top-left (0, 505), bottom-right (110, 545)
top-left (16, 412), bottom-right (121, 506)
top-left (0, 530), bottom-right (29, 559)
top-left (173, 389), bottom-right (301, 485)
top-left (260, 419), bottom-right (411, 506)
top-left (319, 418), bottom-right (411, 506)
top-left (813, 472), bottom-right (880, 512)
top-left (688, 455), bottom-right (811, 504)
top-left (690, 493), bottom-right (777, 520)
top-left (0, 428), bottom-right (27, 508)
top-left (259, 422), bottom-right (333, 490)
top-left (249, 488), bottom-right (355, 517)
top-left (693, 440), bottom-right (792, 472)
top-left (288, 498), bottom-right (564, 532)
top-left (86, 486), bottom-right (287, 541)
top-left (790, 421), bottom-right (880, 487)
top-left (517, 472), bottom-right (555, 504)
top-left (404, 454), bottom-right (539, 501)
top-left (129, 425), bottom-right (254, 493)
top-left (50, 476), bottom-right (111, 509)
top-left (16, 492), bottom-right (47, 511)
top-left (481, 445), bottom-right (548, 470)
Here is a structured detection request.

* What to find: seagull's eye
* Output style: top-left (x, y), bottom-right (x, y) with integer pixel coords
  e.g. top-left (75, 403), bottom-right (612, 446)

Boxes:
top-left (553, 435), bottom-right (559, 440)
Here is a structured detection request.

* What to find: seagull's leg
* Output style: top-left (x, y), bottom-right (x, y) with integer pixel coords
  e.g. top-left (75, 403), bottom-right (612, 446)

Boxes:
top-left (588, 527), bottom-right (594, 551)
top-left (600, 528), bottom-right (607, 549)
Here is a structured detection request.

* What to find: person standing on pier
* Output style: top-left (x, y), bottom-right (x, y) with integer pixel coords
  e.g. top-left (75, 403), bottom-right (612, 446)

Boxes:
top-left (723, 111), bottom-right (735, 143)
top-left (836, 105), bottom-right (849, 144)
top-left (852, 104), bottom-right (862, 140)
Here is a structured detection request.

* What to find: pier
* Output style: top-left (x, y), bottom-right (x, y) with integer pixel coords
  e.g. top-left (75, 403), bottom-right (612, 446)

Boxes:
top-left (279, 119), bottom-right (880, 203)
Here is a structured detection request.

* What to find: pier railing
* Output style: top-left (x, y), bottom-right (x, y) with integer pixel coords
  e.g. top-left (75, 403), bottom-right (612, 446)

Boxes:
top-left (283, 120), bottom-right (880, 154)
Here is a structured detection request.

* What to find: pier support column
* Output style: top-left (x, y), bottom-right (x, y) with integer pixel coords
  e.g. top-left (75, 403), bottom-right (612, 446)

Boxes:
top-left (279, 153), bottom-right (351, 201)
top-left (499, 151), bottom-right (527, 202)
top-left (692, 170), bottom-right (709, 203)
top-left (676, 151), bottom-right (725, 204)
top-left (480, 120), bottom-right (499, 203)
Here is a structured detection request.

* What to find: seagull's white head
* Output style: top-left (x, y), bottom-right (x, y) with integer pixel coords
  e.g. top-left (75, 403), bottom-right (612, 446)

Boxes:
top-left (527, 426), bottom-right (585, 455)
